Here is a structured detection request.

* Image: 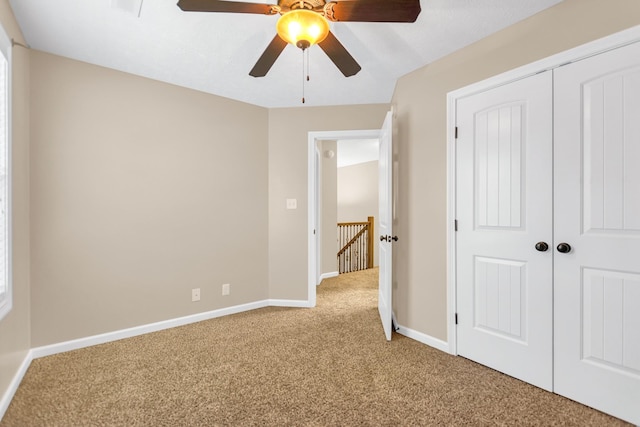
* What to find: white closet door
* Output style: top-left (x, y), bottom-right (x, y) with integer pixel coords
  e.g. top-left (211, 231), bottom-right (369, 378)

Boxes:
top-left (456, 71), bottom-right (553, 390)
top-left (554, 42), bottom-right (640, 425)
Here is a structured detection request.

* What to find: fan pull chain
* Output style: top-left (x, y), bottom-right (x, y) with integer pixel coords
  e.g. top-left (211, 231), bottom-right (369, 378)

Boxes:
top-left (301, 48), bottom-right (305, 104)
top-left (301, 47), bottom-right (312, 104)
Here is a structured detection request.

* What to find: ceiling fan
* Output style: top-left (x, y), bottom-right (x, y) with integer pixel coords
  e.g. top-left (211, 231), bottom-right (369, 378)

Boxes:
top-left (177, 0), bottom-right (422, 78)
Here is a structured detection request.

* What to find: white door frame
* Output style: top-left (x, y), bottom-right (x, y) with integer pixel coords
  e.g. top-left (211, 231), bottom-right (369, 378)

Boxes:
top-left (308, 129), bottom-right (381, 307)
top-left (446, 24), bottom-right (640, 355)
top-left (314, 146), bottom-right (322, 286)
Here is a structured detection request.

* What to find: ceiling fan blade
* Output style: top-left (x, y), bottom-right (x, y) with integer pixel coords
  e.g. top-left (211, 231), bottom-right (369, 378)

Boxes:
top-left (318, 31), bottom-right (361, 77)
top-left (178, 0), bottom-right (276, 14)
top-left (249, 35), bottom-right (288, 77)
top-left (326, 0), bottom-right (421, 22)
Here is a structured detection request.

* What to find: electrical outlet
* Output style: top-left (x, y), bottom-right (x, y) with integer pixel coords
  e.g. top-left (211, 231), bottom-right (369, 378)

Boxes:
top-left (222, 283), bottom-right (230, 296)
top-left (192, 288), bottom-right (200, 302)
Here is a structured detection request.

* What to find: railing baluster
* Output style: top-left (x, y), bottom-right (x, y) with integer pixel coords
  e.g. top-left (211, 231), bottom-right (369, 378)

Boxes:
top-left (337, 218), bottom-right (374, 275)
top-left (364, 229), bottom-right (367, 269)
top-left (360, 233), bottom-right (363, 270)
top-left (359, 233), bottom-right (362, 270)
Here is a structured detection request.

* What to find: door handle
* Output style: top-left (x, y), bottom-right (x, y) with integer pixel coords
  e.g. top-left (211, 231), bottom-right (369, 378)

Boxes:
top-left (380, 235), bottom-right (388, 242)
top-left (535, 242), bottom-right (549, 252)
top-left (556, 243), bottom-right (572, 253)
top-left (391, 236), bottom-right (398, 242)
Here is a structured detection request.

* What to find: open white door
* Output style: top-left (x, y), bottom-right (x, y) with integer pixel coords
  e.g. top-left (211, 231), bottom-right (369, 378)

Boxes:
top-left (378, 111), bottom-right (393, 341)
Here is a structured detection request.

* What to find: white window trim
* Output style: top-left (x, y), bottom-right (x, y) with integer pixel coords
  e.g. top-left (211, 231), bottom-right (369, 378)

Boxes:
top-left (0, 22), bottom-right (12, 322)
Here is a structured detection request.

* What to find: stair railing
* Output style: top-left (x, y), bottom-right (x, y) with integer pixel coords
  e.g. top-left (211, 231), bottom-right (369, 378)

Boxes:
top-left (337, 216), bottom-right (374, 274)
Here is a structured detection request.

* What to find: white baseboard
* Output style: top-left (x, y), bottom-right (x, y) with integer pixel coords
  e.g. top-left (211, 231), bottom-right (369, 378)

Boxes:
top-left (268, 299), bottom-right (313, 308)
top-left (29, 298), bottom-right (314, 359)
top-left (31, 300), bottom-right (271, 359)
top-left (319, 271), bottom-right (339, 282)
top-left (396, 324), bottom-right (451, 354)
top-left (2, 297), bottom-right (311, 420)
top-left (0, 349), bottom-right (33, 420)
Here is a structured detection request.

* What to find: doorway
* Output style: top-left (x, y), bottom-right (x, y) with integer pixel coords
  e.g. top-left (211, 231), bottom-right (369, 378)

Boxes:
top-left (307, 129), bottom-right (381, 308)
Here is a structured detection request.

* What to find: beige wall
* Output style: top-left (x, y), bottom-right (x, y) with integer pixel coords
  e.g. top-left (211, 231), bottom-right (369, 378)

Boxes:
top-left (4, 0), bottom-right (638, 408)
top-left (0, 0), bottom-right (30, 407)
top-left (337, 160), bottom-right (378, 266)
top-left (319, 140), bottom-right (338, 276)
top-left (392, 0), bottom-right (640, 341)
top-left (29, 51), bottom-right (269, 346)
top-left (268, 105), bottom-right (388, 300)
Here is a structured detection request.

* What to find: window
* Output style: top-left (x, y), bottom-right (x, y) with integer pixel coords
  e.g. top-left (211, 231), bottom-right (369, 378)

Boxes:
top-left (0, 25), bottom-right (10, 321)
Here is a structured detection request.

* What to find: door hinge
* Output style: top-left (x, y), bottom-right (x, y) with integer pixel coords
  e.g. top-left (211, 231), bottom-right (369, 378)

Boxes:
top-left (455, 313), bottom-right (458, 325)
top-left (455, 126), bottom-right (458, 139)
top-left (454, 220), bottom-right (458, 231)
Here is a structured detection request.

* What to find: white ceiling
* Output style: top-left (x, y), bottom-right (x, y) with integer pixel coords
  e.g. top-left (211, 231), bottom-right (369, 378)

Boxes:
top-left (9, 0), bottom-right (563, 108)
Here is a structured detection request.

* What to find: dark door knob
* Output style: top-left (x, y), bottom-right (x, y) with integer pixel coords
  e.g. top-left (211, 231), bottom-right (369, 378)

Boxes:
top-left (557, 243), bottom-right (572, 253)
top-left (380, 235), bottom-right (388, 242)
top-left (535, 242), bottom-right (549, 252)
top-left (391, 236), bottom-right (398, 242)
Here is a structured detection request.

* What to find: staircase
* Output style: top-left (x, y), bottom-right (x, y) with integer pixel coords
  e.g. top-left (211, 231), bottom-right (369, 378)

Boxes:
top-left (337, 216), bottom-right (374, 274)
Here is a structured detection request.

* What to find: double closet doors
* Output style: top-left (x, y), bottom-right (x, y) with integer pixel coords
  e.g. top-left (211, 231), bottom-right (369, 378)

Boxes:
top-left (455, 41), bottom-right (640, 424)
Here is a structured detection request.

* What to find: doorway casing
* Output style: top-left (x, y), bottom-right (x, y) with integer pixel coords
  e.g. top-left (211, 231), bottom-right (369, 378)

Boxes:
top-left (307, 129), bottom-right (381, 307)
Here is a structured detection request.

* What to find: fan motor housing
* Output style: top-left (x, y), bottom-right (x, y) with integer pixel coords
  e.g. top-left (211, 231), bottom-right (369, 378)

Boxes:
top-left (279, 0), bottom-right (326, 12)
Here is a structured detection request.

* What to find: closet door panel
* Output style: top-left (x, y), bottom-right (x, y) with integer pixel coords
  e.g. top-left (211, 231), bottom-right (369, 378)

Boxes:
top-left (456, 71), bottom-right (553, 391)
top-left (554, 41), bottom-right (640, 426)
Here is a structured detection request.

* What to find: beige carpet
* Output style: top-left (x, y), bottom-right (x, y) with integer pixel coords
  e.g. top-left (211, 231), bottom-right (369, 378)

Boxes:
top-left (1, 268), bottom-right (629, 426)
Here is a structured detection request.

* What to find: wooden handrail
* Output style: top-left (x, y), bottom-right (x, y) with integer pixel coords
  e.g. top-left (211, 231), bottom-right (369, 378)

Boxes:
top-left (337, 226), bottom-right (368, 256)
top-left (337, 221), bottom-right (368, 227)
top-left (337, 216), bottom-right (375, 273)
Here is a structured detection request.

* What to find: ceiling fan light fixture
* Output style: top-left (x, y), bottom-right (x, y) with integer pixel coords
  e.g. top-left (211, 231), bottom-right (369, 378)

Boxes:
top-left (276, 10), bottom-right (329, 50)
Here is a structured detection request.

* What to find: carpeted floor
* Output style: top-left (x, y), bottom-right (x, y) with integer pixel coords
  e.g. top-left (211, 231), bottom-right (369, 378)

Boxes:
top-left (1, 268), bottom-right (630, 426)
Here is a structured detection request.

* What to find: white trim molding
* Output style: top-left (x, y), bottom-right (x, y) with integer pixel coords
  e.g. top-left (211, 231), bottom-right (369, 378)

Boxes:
top-left (0, 20), bottom-right (12, 323)
top-left (0, 350), bottom-right (32, 420)
top-left (0, 298), bottom-right (310, 421)
top-left (267, 299), bottom-right (313, 308)
top-left (446, 94), bottom-right (458, 355)
top-left (395, 325), bottom-right (450, 354)
top-left (318, 271), bottom-right (339, 282)
top-left (448, 25), bottom-right (640, 103)
top-left (446, 24), bottom-right (640, 357)
top-left (30, 299), bottom-right (311, 359)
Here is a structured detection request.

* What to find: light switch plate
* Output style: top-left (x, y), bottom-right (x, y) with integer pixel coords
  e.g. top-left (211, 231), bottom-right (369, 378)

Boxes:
top-left (286, 199), bottom-right (297, 209)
